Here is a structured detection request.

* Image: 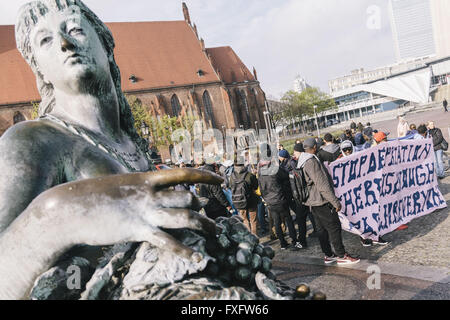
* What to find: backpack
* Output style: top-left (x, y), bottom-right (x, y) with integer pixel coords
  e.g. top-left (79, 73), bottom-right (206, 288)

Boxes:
top-left (442, 139), bottom-right (449, 151)
top-left (231, 172), bottom-right (251, 209)
top-left (289, 166), bottom-right (309, 205)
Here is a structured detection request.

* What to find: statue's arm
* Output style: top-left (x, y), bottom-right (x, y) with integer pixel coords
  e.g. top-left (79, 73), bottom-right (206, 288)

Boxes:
top-left (0, 169), bottom-right (221, 299)
top-left (0, 122), bottom-right (60, 233)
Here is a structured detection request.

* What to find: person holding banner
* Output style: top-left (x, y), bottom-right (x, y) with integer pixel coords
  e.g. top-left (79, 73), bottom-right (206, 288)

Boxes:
top-left (374, 131), bottom-right (388, 144)
top-left (298, 138), bottom-right (360, 265)
top-left (338, 140), bottom-right (389, 247)
top-left (413, 125), bottom-right (427, 140)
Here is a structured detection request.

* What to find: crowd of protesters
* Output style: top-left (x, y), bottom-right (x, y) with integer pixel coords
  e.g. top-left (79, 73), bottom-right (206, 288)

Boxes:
top-left (162, 117), bottom-right (447, 266)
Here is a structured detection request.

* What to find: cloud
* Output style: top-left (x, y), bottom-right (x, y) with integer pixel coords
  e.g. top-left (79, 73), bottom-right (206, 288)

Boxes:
top-left (0, 0), bottom-right (396, 99)
top-left (222, 0), bottom-right (395, 97)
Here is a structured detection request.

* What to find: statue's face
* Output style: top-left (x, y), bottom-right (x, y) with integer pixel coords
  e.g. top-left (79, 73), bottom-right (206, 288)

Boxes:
top-left (30, 6), bottom-right (110, 91)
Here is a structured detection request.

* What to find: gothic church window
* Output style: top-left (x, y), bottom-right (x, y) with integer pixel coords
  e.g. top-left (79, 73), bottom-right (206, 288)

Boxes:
top-left (202, 90), bottom-right (215, 128)
top-left (171, 94), bottom-right (181, 117)
top-left (13, 111), bottom-right (25, 124)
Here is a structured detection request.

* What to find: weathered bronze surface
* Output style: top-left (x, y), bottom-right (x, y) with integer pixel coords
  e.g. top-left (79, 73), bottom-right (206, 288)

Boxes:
top-left (0, 0), bottom-right (304, 300)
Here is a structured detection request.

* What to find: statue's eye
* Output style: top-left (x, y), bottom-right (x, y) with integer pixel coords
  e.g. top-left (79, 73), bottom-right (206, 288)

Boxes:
top-left (40, 36), bottom-right (52, 47)
top-left (69, 28), bottom-right (83, 36)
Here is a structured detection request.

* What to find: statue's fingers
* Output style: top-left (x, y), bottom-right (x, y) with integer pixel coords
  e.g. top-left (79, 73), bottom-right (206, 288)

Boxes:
top-left (149, 168), bottom-right (223, 190)
top-left (44, 169), bottom-right (221, 199)
top-left (145, 208), bottom-right (217, 236)
top-left (153, 190), bottom-right (195, 208)
top-left (153, 190), bottom-right (206, 211)
top-left (141, 227), bottom-right (203, 262)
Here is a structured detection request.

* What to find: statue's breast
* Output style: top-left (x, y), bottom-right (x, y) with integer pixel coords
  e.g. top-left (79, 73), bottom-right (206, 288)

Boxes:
top-left (64, 141), bottom-right (129, 182)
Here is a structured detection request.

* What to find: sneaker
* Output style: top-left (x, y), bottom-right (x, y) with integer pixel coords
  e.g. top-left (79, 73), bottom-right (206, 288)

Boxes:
top-left (396, 224), bottom-right (408, 231)
top-left (373, 237), bottom-right (389, 245)
top-left (337, 254), bottom-right (360, 266)
top-left (324, 254), bottom-right (338, 264)
top-left (361, 238), bottom-right (373, 247)
top-left (281, 244), bottom-right (288, 250)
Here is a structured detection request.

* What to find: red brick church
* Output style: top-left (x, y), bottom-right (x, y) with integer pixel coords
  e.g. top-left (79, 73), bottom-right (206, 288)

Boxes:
top-left (0, 3), bottom-right (268, 136)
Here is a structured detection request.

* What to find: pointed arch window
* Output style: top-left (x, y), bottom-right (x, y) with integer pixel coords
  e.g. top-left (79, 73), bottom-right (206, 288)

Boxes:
top-left (13, 111), bottom-right (26, 124)
top-left (171, 94), bottom-right (181, 117)
top-left (236, 89), bottom-right (251, 129)
top-left (202, 90), bottom-right (215, 128)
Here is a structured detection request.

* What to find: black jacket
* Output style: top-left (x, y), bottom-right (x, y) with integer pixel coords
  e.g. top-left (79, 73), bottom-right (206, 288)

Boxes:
top-left (279, 157), bottom-right (296, 202)
top-left (198, 164), bottom-right (230, 218)
top-left (229, 165), bottom-right (259, 209)
top-left (428, 128), bottom-right (444, 151)
top-left (317, 143), bottom-right (341, 164)
top-left (257, 160), bottom-right (288, 207)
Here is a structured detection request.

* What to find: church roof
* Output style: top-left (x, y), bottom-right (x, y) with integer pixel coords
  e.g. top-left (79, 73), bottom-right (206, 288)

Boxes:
top-left (0, 20), bottom-right (228, 106)
top-left (206, 46), bottom-right (255, 84)
top-left (0, 25), bottom-right (40, 105)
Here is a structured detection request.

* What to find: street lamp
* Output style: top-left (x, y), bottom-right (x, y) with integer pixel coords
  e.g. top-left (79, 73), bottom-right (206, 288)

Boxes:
top-left (263, 111), bottom-right (271, 139)
top-left (313, 105), bottom-right (320, 137)
top-left (140, 121), bottom-right (149, 137)
top-left (140, 121), bottom-right (150, 146)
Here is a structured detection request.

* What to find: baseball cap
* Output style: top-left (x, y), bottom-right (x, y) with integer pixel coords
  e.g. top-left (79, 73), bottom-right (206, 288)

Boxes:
top-left (374, 131), bottom-right (387, 143)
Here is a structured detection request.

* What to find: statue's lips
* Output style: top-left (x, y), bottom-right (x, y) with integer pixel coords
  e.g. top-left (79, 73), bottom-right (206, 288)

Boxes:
top-left (64, 54), bottom-right (85, 64)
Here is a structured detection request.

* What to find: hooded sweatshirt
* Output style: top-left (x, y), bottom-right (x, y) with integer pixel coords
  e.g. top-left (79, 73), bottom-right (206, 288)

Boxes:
top-left (338, 140), bottom-right (354, 159)
top-left (296, 152), bottom-right (341, 208)
top-left (317, 143), bottom-right (341, 164)
top-left (353, 133), bottom-right (371, 153)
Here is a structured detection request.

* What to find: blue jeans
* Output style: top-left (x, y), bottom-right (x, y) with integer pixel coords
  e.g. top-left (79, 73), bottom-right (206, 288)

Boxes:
top-left (223, 188), bottom-right (237, 214)
top-left (257, 199), bottom-right (267, 231)
top-left (435, 149), bottom-right (445, 178)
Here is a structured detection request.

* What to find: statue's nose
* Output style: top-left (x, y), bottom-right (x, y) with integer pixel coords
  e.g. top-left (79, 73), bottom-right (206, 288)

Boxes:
top-left (60, 34), bottom-right (76, 52)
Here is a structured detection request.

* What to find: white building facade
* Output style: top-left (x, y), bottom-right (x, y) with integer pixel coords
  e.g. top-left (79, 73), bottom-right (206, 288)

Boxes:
top-left (388, 0), bottom-right (436, 62)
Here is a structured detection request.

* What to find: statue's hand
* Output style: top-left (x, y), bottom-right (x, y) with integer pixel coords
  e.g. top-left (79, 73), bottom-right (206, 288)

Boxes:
top-left (29, 168), bottom-right (223, 263)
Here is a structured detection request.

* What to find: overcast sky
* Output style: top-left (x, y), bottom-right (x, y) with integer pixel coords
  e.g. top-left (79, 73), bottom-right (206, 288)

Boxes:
top-left (0, 0), bottom-right (396, 99)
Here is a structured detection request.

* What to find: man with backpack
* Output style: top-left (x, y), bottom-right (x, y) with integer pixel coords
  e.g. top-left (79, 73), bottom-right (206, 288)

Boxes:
top-left (297, 138), bottom-right (360, 265)
top-left (229, 162), bottom-right (259, 235)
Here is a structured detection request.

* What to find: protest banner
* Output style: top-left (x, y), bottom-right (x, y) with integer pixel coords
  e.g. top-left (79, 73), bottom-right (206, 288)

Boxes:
top-left (326, 138), bottom-right (447, 240)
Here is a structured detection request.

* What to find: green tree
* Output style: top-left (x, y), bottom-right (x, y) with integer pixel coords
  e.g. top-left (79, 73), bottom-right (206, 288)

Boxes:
top-left (125, 95), bottom-right (152, 138)
top-left (279, 87), bottom-right (336, 129)
top-left (126, 94), bottom-right (198, 147)
top-left (31, 101), bottom-right (40, 120)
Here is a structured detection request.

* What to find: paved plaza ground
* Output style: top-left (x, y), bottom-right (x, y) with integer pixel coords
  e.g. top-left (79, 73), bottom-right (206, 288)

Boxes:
top-left (264, 106), bottom-right (450, 300)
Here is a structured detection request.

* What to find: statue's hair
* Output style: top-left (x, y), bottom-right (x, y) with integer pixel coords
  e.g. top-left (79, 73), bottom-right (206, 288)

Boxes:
top-left (15, 0), bottom-right (149, 155)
